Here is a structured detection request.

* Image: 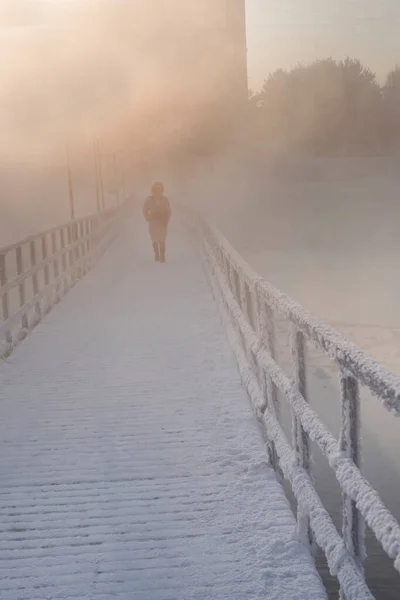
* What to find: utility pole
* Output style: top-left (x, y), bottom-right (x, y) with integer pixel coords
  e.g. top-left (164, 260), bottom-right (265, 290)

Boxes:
top-left (96, 139), bottom-right (105, 210)
top-left (120, 155), bottom-right (126, 202)
top-left (66, 146), bottom-right (75, 221)
top-left (93, 140), bottom-right (101, 213)
top-left (113, 153), bottom-right (120, 205)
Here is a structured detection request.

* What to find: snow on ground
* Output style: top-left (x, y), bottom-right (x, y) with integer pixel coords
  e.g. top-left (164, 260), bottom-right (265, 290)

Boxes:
top-left (188, 155), bottom-right (400, 372)
top-left (0, 208), bottom-right (326, 600)
top-left (205, 158), bottom-right (400, 436)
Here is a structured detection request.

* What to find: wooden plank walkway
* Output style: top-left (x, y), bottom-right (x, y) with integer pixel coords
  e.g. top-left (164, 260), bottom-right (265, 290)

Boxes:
top-left (0, 210), bottom-right (326, 600)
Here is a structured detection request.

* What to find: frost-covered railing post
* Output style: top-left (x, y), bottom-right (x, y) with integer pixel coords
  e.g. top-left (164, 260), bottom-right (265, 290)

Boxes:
top-left (0, 202), bottom-right (127, 358)
top-left (41, 234), bottom-right (50, 313)
top-left (339, 370), bottom-right (364, 571)
top-left (258, 299), bottom-right (282, 478)
top-left (29, 239), bottom-right (41, 321)
top-left (182, 205), bottom-right (400, 600)
top-left (16, 245), bottom-right (28, 330)
top-left (0, 253), bottom-right (12, 345)
top-left (290, 326), bottom-right (314, 549)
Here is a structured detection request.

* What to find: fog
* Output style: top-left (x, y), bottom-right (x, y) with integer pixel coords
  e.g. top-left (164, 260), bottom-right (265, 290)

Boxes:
top-left (0, 0), bottom-right (241, 161)
top-left (0, 0), bottom-right (242, 244)
top-left (2, 0), bottom-right (400, 368)
top-left (175, 153), bottom-right (400, 370)
top-left (1, 4), bottom-right (400, 598)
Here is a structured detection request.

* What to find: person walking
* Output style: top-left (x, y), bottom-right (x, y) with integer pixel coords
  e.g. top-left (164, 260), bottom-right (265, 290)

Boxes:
top-left (143, 182), bottom-right (171, 263)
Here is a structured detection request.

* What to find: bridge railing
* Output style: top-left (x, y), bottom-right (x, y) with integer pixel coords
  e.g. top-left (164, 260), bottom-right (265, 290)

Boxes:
top-left (185, 208), bottom-right (400, 600)
top-left (0, 206), bottom-right (124, 358)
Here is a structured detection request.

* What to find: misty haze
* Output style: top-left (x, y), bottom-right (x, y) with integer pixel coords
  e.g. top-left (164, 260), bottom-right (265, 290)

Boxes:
top-left (0, 2), bottom-right (400, 600)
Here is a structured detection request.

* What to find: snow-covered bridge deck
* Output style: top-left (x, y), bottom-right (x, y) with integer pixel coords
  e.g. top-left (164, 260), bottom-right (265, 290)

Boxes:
top-left (0, 214), bottom-right (326, 599)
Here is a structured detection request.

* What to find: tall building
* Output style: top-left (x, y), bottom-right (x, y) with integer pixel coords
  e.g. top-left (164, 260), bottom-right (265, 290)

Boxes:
top-left (128, 1), bottom-right (249, 155)
top-left (223, 0), bottom-right (249, 105)
top-left (182, 0), bottom-right (249, 153)
top-left (194, 0), bottom-right (248, 106)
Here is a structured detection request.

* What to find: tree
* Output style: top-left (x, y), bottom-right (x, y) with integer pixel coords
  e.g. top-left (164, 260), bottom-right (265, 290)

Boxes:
top-left (254, 58), bottom-right (383, 155)
top-left (382, 67), bottom-right (400, 151)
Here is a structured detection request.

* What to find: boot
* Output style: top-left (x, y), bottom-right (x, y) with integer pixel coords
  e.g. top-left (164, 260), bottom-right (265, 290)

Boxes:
top-left (160, 242), bottom-right (166, 263)
top-left (152, 242), bottom-right (160, 261)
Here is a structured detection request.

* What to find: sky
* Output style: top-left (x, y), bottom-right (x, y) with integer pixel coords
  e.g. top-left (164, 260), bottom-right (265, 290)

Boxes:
top-left (246, 0), bottom-right (400, 89)
top-left (1, 1), bottom-right (400, 88)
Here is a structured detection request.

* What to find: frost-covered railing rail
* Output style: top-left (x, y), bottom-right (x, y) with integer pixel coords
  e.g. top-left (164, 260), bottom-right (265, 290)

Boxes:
top-left (183, 208), bottom-right (400, 600)
top-left (0, 206), bottom-right (123, 357)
